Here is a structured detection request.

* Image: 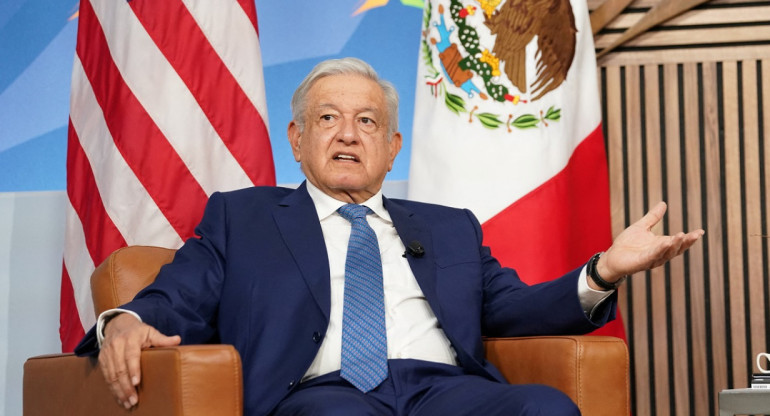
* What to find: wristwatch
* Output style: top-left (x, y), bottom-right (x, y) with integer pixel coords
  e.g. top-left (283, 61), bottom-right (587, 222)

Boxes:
top-left (587, 252), bottom-right (627, 291)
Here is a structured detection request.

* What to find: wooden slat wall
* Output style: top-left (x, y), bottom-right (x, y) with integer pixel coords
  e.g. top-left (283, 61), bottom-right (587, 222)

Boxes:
top-left (592, 1), bottom-right (770, 415)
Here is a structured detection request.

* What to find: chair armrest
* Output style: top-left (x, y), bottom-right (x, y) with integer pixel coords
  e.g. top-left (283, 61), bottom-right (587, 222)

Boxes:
top-left (24, 345), bottom-right (243, 416)
top-left (484, 335), bottom-right (629, 416)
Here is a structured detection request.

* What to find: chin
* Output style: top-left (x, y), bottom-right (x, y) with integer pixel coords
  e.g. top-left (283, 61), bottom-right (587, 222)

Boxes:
top-left (326, 175), bottom-right (366, 189)
top-left (331, 183), bottom-right (367, 193)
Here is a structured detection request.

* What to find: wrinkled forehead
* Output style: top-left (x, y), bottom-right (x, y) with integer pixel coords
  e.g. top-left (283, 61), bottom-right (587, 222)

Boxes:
top-left (307, 74), bottom-right (387, 110)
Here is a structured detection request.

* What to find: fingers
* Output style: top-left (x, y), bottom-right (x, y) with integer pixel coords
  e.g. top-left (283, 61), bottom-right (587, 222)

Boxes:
top-left (99, 314), bottom-right (181, 409)
top-left (125, 338), bottom-right (143, 394)
top-left (638, 201), bottom-right (668, 231)
top-left (665, 230), bottom-right (704, 260)
top-left (148, 330), bottom-right (182, 348)
top-left (647, 229), bottom-right (705, 270)
top-left (659, 232), bottom-right (685, 266)
top-left (678, 229), bottom-right (705, 255)
top-left (99, 330), bottom-right (140, 409)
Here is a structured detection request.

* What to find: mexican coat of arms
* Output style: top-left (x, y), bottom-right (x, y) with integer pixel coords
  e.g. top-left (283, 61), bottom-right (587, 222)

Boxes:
top-left (421, 0), bottom-right (578, 131)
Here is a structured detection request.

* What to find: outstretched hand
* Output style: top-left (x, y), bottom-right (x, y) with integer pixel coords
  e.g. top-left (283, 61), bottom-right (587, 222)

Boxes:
top-left (98, 313), bottom-right (181, 410)
top-left (595, 201), bottom-right (705, 286)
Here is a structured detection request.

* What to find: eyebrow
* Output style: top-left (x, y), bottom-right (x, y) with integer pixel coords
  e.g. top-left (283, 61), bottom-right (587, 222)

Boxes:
top-left (315, 103), bottom-right (381, 116)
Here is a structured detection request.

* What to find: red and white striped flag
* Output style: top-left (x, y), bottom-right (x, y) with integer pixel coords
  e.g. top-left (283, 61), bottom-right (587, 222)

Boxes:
top-left (60, 0), bottom-right (275, 352)
top-left (408, 0), bottom-right (625, 339)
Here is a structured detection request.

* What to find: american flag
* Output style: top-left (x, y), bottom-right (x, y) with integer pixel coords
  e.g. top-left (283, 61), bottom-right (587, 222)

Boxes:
top-left (61, 0), bottom-right (275, 352)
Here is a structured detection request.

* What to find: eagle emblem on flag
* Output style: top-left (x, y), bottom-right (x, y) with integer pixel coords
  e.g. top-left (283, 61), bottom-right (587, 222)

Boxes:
top-left (421, 0), bottom-right (576, 131)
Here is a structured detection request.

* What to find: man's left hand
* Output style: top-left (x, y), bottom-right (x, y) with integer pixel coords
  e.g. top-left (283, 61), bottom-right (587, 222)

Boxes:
top-left (594, 201), bottom-right (704, 288)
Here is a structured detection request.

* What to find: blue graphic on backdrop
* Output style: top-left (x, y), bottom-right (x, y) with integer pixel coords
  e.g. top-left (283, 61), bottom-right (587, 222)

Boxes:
top-left (257, 2), bottom-right (365, 67)
top-left (0, 0), bottom-right (422, 191)
top-left (0, 1), bottom-right (79, 191)
top-left (262, 1), bottom-right (422, 184)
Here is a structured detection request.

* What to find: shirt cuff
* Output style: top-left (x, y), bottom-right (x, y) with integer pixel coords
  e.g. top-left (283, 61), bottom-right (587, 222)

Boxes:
top-left (96, 308), bottom-right (142, 348)
top-left (578, 265), bottom-right (615, 318)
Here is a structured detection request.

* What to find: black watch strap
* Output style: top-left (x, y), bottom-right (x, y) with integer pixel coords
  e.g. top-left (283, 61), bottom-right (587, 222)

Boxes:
top-left (587, 252), bottom-right (626, 291)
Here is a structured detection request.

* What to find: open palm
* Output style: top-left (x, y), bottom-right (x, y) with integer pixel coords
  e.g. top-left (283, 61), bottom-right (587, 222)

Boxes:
top-left (598, 201), bottom-right (705, 282)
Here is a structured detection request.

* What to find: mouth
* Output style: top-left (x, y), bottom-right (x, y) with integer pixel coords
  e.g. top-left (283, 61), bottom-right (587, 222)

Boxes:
top-left (333, 153), bottom-right (359, 163)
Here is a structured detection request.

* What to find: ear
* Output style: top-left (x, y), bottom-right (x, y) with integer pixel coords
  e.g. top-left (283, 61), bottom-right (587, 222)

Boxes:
top-left (387, 131), bottom-right (403, 172)
top-left (288, 121), bottom-right (302, 162)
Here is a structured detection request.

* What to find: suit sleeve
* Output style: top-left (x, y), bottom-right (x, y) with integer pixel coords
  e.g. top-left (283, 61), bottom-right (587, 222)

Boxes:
top-left (464, 209), bottom-right (617, 337)
top-left (75, 192), bottom-right (231, 356)
top-left (127, 192), bottom-right (231, 343)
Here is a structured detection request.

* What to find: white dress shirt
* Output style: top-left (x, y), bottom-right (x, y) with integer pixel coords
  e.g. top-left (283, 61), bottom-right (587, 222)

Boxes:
top-left (302, 181), bottom-right (458, 380)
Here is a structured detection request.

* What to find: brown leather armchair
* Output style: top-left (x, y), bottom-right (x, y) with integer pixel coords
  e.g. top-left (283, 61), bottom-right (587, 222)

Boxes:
top-left (24, 246), bottom-right (629, 415)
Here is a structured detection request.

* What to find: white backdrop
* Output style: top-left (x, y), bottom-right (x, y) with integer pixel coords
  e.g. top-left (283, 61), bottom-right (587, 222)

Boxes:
top-left (1, 191), bottom-right (66, 416)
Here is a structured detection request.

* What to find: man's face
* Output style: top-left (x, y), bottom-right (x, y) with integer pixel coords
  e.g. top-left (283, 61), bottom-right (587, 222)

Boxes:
top-left (288, 74), bottom-right (402, 203)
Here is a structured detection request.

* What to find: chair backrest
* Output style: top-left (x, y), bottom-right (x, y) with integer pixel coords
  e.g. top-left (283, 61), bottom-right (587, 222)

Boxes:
top-left (91, 246), bottom-right (176, 315)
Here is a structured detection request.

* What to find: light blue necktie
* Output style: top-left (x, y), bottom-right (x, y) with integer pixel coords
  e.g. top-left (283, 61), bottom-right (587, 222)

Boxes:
top-left (337, 204), bottom-right (388, 392)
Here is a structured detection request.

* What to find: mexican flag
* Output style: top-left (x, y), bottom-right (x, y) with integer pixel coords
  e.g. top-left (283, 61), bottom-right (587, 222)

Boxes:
top-left (408, 0), bottom-right (625, 339)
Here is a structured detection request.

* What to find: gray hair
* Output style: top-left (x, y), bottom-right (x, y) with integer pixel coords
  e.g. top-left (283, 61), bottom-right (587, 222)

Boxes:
top-left (290, 57), bottom-right (399, 139)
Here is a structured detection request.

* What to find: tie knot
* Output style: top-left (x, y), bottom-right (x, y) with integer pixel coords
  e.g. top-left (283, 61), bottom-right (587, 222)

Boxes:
top-left (338, 204), bottom-right (372, 222)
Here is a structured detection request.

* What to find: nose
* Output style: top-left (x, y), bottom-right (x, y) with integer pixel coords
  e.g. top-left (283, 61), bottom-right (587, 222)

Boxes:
top-left (337, 117), bottom-right (359, 144)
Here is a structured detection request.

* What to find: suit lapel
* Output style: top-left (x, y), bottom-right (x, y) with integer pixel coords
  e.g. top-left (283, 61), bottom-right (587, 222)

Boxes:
top-left (272, 182), bottom-right (331, 321)
top-left (270, 190), bottom-right (443, 324)
top-left (384, 197), bottom-right (444, 323)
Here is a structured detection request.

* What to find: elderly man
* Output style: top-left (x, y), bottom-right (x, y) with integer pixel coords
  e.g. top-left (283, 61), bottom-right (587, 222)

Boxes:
top-left (77, 57), bottom-right (703, 415)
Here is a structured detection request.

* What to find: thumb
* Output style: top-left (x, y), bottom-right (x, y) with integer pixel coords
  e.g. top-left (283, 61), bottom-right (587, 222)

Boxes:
top-left (638, 201), bottom-right (667, 230)
top-left (145, 329), bottom-right (182, 348)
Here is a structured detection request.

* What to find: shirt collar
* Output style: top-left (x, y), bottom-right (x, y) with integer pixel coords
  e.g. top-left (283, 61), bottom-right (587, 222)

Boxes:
top-left (305, 180), bottom-right (392, 223)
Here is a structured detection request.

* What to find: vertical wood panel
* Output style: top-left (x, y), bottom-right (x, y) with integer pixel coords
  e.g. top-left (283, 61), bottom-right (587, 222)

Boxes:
top-left (661, 62), bottom-right (687, 416)
top-left (682, 61), bottom-right (708, 416)
top-left (722, 61), bottom-right (750, 389)
top-left (599, 60), bottom-right (770, 414)
top-left (606, 66), bottom-right (626, 241)
top-left (644, 63), bottom-right (670, 416)
top-left (597, 4), bottom-right (770, 413)
top-left (742, 61), bottom-right (767, 381)
top-left (763, 60), bottom-right (770, 376)
top-left (604, 67), bottom-right (632, 408)
top-left (625, 64), bottom-right (653, 416)
top-left (701, 61), bottom-right (729, 409)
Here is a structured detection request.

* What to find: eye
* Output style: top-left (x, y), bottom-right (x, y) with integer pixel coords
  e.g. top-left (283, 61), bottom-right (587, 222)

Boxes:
top-left (358, 117), bottom-right (378, 132)
top-left (319, 114), bottom-right (338, 127)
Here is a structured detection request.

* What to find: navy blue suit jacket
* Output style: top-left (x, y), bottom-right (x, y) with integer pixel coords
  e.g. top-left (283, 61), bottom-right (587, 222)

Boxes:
top-left (76, 182), bottom-right (616, 415)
